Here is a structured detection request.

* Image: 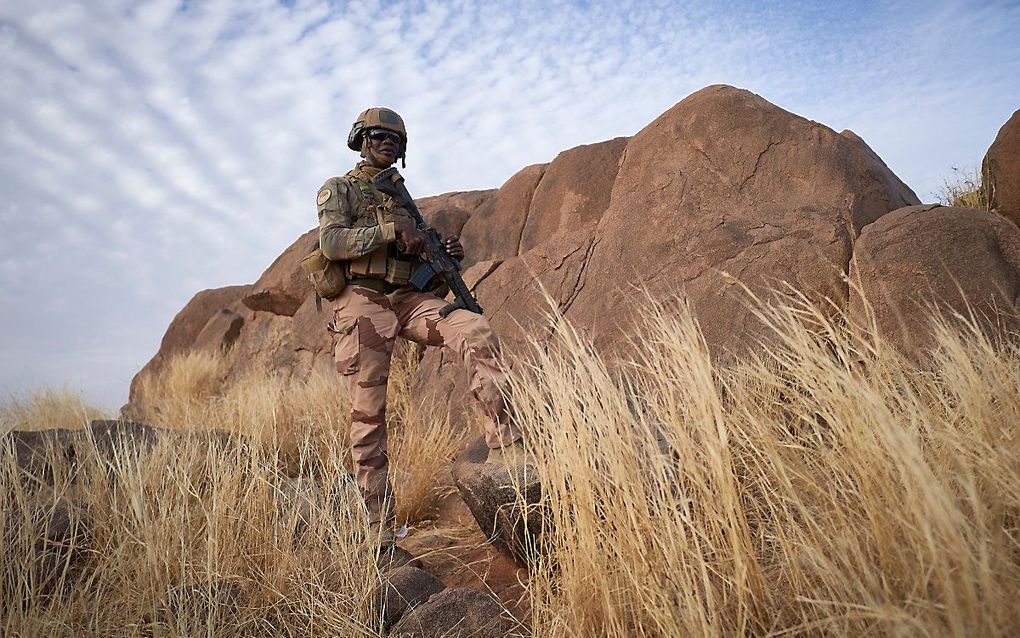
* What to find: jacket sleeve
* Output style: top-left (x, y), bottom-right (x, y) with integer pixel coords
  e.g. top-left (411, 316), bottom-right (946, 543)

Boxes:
top-left (317, 178), bottom-right (396, 261)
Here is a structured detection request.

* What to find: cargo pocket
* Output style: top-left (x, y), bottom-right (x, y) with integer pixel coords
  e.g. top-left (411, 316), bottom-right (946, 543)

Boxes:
top-left (330, 317), bottom-right (360, 375)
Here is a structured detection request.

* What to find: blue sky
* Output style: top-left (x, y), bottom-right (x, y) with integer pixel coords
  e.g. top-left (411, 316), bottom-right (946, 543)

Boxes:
top-left (1, 0), bottom-right (1018, 412)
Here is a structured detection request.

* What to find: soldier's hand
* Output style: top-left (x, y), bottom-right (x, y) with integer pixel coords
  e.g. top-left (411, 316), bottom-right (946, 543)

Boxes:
top-left (393, 219), bottom-right (427, 255)
top-left (444, 235), bottom-right (465, 261)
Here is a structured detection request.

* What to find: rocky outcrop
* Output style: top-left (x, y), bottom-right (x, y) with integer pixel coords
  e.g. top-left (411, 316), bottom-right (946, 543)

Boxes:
top-left (136, 86), bottom-right (1020, 430)
top-left (411, 85), bottom-right (922, 424)
top-left (498, 84), bottom-right (919, 359)
top-left (983, 108), bottom-right (1020, 227)
top-left (850, 204), bottom-right (1020, 352)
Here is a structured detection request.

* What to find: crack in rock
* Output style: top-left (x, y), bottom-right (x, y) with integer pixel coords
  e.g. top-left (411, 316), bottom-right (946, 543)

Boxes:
top-left (559, 236), bottom-right (601, 314)
top-left (740, 139), bottom-right (781, 191)
top-left (469, 260), bottom-right (504, 293)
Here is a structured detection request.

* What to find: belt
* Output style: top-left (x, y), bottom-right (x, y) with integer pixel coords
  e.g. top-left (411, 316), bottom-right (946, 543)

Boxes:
top-left (348, 277), bottom-right (406, 294)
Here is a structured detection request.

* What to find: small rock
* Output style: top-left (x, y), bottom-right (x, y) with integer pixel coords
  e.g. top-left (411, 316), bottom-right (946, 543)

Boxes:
top-left (241, 287), bottom-right (303, 316)
top-left (378, 565), bottom-right (445, 629)
top-left (390, 587), bottom-right (518, 637)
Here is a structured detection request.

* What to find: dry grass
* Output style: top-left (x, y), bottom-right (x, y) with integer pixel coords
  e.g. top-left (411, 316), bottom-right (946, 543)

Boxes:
top-left (4, 292), bottom-right (1020, 636)
top-left (134, 341), bottom-right (469, 526)
top-left (511, 294), bottom-right (1020, 637)
top-left (1, 388), bottom-right (108, 433)
top-left (1, 422), bottom-right (380, 637)
top-left (936, 167), bottom-right (989, 209)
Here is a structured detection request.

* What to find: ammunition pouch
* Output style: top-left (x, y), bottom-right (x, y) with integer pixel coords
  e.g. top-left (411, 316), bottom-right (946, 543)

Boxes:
top-left (301, 249), bottom-right (347, 300)
top-left (347, 246), bottom-right (390, 279)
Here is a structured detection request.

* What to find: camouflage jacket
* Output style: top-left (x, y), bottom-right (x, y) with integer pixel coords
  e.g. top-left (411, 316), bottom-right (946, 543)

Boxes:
top-left (316, 162), bottom-right (416, 262)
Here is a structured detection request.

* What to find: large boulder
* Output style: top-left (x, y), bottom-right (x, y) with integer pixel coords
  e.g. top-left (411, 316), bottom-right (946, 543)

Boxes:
top-left (982, 108), bottom-right (1020, 227)
top-left (536, 84), bottom-right (919, 358)
top-left (849, 204), bottom-right (1020, 353)
top-left (413, 85), bottom-right (921, 427)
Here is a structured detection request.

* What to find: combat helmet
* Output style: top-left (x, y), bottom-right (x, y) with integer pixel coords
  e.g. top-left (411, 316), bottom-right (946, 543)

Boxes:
top-left (347, 107), bottom-right (407, 165)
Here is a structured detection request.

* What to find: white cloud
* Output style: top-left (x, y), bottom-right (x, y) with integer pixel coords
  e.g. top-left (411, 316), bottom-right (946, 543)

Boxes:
top-left (0, 0), bottom-right (1018, 410)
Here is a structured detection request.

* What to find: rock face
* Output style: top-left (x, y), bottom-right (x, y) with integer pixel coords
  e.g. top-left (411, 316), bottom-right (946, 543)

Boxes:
top-left (472, 85), bottom-right (919, 362)
top-left (983, 108), bottom-right (1020, 228)
top-left (850, 204), bottom-right (1020, 352)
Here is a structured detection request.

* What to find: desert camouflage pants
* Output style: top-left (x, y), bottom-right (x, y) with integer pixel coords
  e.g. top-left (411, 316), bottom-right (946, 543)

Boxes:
top-left (329, 284), bottom-right (521, 521)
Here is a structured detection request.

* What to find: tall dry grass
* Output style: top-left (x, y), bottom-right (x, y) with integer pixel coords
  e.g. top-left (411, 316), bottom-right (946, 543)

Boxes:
top-left (513, 294), bottom-right (1020, 637)
top-left (1, 388), bottom-right (108, 432)
top-left (1, 419), bottom-right (380, 637)
top-left (2, 340), bottom-right (474, 636)
top-left (135, 342), bottom-right (468, 525)
top-left (5, 292), bottom-right (1020, 636)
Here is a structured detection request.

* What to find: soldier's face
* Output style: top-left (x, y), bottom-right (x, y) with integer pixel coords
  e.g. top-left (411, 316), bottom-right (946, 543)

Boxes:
top-left (364, 129), bottom-right (402, 167)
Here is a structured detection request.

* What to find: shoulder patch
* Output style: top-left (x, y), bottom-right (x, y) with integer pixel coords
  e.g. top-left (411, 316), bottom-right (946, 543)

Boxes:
top-left (317, 188), bottom-right (331, 206)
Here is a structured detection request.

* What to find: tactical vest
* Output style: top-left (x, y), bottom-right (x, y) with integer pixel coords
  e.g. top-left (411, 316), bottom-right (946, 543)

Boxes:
top-left (344, 165), bottom-right (418, 286)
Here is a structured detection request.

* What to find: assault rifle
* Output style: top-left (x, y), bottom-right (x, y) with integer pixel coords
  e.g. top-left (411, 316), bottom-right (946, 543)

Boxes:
top-left (373, 167), bottom-right (484, 317)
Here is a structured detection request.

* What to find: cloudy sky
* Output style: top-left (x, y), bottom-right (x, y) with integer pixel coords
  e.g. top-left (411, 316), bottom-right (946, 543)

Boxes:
top-left (1, 0), bottom-right (1018, 412)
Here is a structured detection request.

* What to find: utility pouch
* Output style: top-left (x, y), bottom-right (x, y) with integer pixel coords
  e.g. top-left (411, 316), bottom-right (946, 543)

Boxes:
top-left (301, 249), bottom-right (347, 300)
top-left (386, 258), bottom-right (412, 285)
top-left (348, 246), bottom-right (388, 278)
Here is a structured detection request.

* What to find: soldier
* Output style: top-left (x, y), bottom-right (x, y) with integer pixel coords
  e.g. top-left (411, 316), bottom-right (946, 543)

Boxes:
top-left (316, 107), bottom-right (524, 538)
